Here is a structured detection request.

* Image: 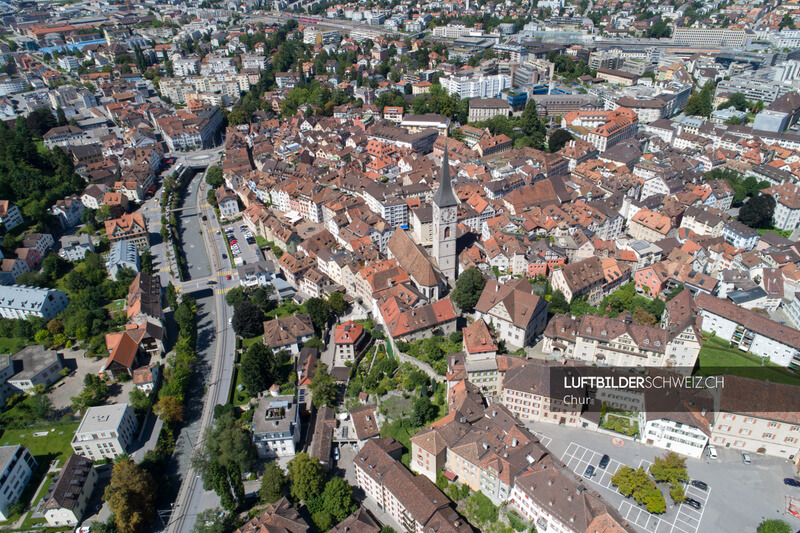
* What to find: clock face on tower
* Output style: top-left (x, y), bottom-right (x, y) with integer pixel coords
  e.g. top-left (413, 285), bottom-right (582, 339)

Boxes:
top-left (441, 208), bottom-right (456, 224)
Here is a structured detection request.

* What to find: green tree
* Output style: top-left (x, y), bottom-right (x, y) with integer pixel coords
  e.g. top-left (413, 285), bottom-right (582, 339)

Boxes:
top-left (30, 390), bottom-right (54, 419)
top-left (519, 100), bottom-right (546, 149)
top-left (719, 92), bottom-right (749, 112)
top-left (239, 342), bottom-right (276, 396)
top-left (321, 476), bottom-right (356, 522)
top-left (309, 363), bottom-right (337, 408)
top-left (548, 128), bottom-right (574, 153)
top-left (780, 13), bottom-right (796, 30)
top-left (451, 267), bottom-right (486, 313)
top-left (684, 81), bottom-right (715, 117)
top-left (72, 374), bottom-right (110, 411)
top-left (287, 453), bottom-right (326, 502)
top-left (649, 452), bottom-right (689, 485)
top-left (306, 298), bottom-right (331, 331)
top-left (326, 291), bottom-right (348, 316)
top-left (410, 395), bottom-right (438, 427)
top-left (548, 290), bottom-right (569, 315)
top-left (129, 388), bottom-right (155, 415)
top-left (232, 301), bottom-right (265, 338)
top-left (758, 520), bottom-right (792, 533)
top-left (104, 459), bottom-right (156, 533)
top-left (225, 287), bottom-right (247, 308)
top-left (192, 508), bottom-right (230, 533)
top-left (739, 194), bottom-right (775, 228)
top-left (206, 166), bottom-right (224, 188)
top-left (259, 462), bottom-right (287, 503)
top-left (669, 483), bottom-right (685, 504)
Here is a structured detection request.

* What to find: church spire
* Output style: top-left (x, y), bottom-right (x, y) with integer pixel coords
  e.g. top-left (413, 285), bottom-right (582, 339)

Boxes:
top-left (432, 138), bottom-right (458, 208)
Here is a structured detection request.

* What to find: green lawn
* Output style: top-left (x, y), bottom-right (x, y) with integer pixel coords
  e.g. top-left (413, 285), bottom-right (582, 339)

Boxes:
top-left (0, 423), bottom-right (79, 525)
top-left (696, 335), bottom-right (800, 386)
top-left (241, 336), bottom-right (262, 350)
top-left (230, 367), bottom-right (250, 406)
top-left (757, 228), bottom-right (793, 239)
top-left (265, 301), bottom-right (307, 319)
top-left (0, 337), bottom-right (25, 355)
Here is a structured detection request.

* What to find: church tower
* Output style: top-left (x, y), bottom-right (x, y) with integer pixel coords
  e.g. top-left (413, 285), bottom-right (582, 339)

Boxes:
top-left (432, 142), bottom-right (458, 284)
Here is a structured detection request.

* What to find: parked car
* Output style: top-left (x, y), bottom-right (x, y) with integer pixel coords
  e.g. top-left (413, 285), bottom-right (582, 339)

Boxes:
top-left (684, 498), bottom-right (701, 510)
top-left (333, 447), bottom-right (340, 461)
top-left (226, 275), bottom-right (232, 280)
top-left (742, 452), bottom-right (751, 464)
top-left (690, 480), bottom-right (708, 491)
top-left (784, 478), bottom-right (800, 487)
top-left (707, 445), bottom-right (717, 459)
top-left (221, 253), bottom-right (227, 259)
top-left (584, 465), bottom-right (595, 478)
top-left (598, 455), bottom-right (610, 469)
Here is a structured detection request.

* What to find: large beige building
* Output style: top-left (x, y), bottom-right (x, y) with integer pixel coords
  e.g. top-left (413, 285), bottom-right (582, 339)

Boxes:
top-left (542, 289), bottom-right (702, 372)
top-left (711, 376), bottom-right (800, 463)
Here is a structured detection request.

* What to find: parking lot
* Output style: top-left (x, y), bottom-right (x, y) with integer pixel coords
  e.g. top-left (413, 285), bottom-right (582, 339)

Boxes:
top-left (220, 222), bottom-right (263, 268)
top-left (561, 442), bottom-right (709, 533)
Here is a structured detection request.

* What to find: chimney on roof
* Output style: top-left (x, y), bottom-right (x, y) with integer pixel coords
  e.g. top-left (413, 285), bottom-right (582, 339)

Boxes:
top-left (512, 437), bottom-right (518, 447)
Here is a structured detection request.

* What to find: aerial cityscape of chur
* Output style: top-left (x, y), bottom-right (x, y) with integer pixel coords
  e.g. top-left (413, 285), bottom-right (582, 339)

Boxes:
top-left (2, 1), bottom-right (800, 532)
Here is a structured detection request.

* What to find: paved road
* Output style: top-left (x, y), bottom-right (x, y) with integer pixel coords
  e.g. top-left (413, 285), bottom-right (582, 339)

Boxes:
top-left (157, 167), bottom-right (239, 533)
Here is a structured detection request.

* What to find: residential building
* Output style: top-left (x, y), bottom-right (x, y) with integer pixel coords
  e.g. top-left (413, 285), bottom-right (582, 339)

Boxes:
top-left (474, 279), bottom-right (549, 349)
top-left (237, 260), bottom-right (277, 288)
top-left (216, 186), bottom-right (240, 219)
top-left (0, 285), bottom-right (68, 320)
top-left (262, 314), bottom-right (314, 354)
top-left (380, 297), bottom-right (458, 342)
top-left (542, 289), bottom-right (702, 371)
top-left (7, 345), bottom-right (64, 393)
top-left (251, 395), bottom-right (300, 458)
top-left (510, 453), bottom-right (636, 533)
top-left (49, 196), bottom-right (84, 229)
top-left (105, 240), bottom-right (140, 280)
top-left (721, 220), bottom-right (759, 251)
top-left (763, 183), bottom-right (800, 231)
top-left (235, 497), bottom-right (310, 533)
top-left (550, 256), bottom-right (605, 305)
top-left (695, 292), bottom-right (800, 369)
top-left (355, 438), bottom-right (472, 533)
top-left (0, 446), bottom-right (36, 520)
top-left (333, 320), bottom-right (366, 367)
top-left (628, 209), bottom-right (675, 243)
top-left (105, 213), bottom-right (149, 251)
top-left (43, 454), bottom-right (97, 527)
top-left (440, 74), bottom-right (512, 99)
top-left (132, 364), bottom-right (159, 394)
top-left (59, 234), bottom-right (94, 262)
top-left (501, 361), bottom-right (586, 428)
top-left (71, 404), bottom-right (137, 461)
top-left (0, 201), bottom-right (23, 231)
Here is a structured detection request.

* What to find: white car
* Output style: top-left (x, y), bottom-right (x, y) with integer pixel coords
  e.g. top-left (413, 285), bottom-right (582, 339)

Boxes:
top-left (707, 445), bottom-right (717, 459)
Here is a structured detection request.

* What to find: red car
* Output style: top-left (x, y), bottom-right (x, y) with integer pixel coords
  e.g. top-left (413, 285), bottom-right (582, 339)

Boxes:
top-left (226, 275), bottom-right (232, 280)
top-left (230, 239), bottom-right (237, 245)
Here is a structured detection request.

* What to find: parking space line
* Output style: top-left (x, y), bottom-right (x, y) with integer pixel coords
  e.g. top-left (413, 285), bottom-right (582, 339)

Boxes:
top-left (560, 443), bottom-right (709, 533)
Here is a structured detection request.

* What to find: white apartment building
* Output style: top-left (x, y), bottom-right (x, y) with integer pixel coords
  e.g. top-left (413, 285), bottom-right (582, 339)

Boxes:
top-left (432, 24), bottom-right (472, 38)
top-left (440, 74), bottom-right (511, 99)
top-left (251, 396), bottom-right (299, 458)
top-left (764, 183), bottom-right (800, 231)
top-left (58, 56), bottom-right (80, 71)
top-left (0, 201), bottom-right (23, 231)
top-left (173, 58), bottom-right (200, 77)
top-left (0, 446), bottom-right (36, 520)
top-left (0, 285), bottom-right (69, 320)
top-left (696, 292), bottom-right (800, 368)
top-left (641, 416), bottom-right (710, 459)
top-left (71, 404), bottom-right (137, 461)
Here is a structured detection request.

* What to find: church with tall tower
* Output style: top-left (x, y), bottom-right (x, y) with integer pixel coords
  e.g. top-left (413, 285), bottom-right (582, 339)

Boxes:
top-left (432, 142), bottom-right (458, 285)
